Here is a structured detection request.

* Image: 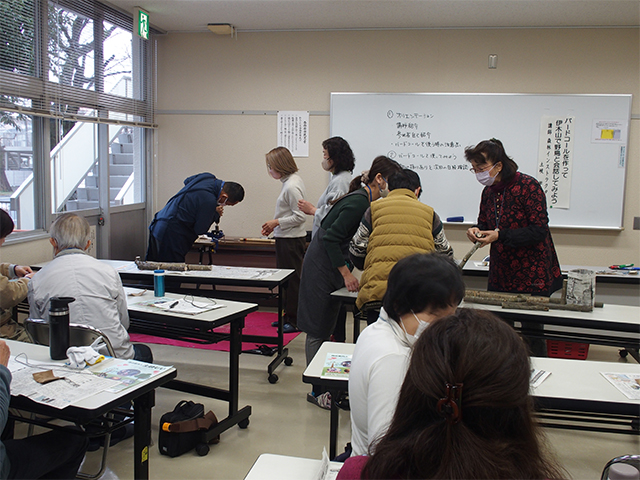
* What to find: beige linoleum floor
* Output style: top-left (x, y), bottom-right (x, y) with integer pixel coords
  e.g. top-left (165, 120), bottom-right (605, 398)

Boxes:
top-left (27, 313), bottom-right (640, 480)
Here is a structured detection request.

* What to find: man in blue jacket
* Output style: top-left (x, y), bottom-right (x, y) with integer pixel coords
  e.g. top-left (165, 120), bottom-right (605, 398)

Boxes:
top-left (146, 173), bottom-right (245, 262)
top-left (0, 340), bottom-right (88, 479)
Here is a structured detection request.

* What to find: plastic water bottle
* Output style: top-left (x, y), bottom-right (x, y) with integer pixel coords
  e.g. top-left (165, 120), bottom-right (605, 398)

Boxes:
top-left (608, 463), bottom-right (640, 480)
top-left (49, 296), bottom-right (75, 360)
top-left (154, 269), bottom-right (165, 297)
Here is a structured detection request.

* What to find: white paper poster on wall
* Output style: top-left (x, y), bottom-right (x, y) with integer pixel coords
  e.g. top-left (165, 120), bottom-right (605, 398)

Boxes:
top-left (277, 111), bottom-right (309, 157)
top-left (537, 116), bottom-right (575, 210)
top-left (591, 119), bottom-right (628, 144)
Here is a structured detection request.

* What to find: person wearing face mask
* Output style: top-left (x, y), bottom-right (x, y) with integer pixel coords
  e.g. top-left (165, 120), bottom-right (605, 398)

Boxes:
top-left (347, 253), bottom-right (464, 457)
top-left (465, 139), bottom-right (562, 356)
top-left (146, 173), bottom-right (245, 262)
top-left (298, 137), bottom-right (355, 239)
top-left (349, 169), bottom-right (454, 325)
top-left (261, 147), bottom-right (307, 333)
top-left (295, 138), bottom-right (356, 342)
top-left (298, 155), bottom-right (402, 410)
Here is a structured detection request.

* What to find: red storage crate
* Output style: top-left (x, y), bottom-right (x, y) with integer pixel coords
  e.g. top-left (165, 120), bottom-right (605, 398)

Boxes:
top-left (546, 340), bottom-right (589, 360)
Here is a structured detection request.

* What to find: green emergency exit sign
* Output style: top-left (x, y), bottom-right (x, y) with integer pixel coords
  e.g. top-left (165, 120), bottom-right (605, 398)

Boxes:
top-left (136, 8), bottom-right (149, 40)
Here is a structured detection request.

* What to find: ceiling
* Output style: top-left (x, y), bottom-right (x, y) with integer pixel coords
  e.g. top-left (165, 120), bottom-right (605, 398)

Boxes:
top-left (103, 0), bottom-right (640, 34)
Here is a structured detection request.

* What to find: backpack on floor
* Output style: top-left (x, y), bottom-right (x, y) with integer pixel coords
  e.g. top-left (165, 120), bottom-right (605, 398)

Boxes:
top-left (158, 400), bottom-right (219, 457)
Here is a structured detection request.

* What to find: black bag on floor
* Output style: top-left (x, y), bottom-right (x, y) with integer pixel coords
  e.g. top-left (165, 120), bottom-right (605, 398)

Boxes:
top-left (158, 400), bottom-right (219, 457)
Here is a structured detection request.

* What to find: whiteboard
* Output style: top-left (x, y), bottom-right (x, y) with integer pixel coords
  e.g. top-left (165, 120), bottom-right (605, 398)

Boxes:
top-left (330, 93), bottom-right (631, 229)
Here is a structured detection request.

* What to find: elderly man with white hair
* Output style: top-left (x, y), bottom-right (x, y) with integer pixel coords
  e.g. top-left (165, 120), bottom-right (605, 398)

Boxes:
top-left (28, 213), bottom-right (152, 362)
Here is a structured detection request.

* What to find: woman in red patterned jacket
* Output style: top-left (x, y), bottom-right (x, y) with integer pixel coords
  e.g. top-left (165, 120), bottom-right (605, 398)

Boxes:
top-left (464, 139), bottom-right (563, 355)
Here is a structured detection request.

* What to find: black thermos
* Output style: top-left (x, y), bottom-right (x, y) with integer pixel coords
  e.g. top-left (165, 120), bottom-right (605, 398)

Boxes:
top-left (49, 296), bottom-right (75, 360)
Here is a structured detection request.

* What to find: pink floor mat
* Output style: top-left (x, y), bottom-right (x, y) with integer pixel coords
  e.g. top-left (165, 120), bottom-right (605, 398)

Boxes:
top-left (129, 311), bottom-right (300, 353)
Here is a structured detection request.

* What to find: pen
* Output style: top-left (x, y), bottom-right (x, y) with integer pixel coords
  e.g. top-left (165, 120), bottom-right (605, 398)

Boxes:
top-left (610, 264), bottom-right (634, 269)
top-left (169, 301), bottom-right (179, 309)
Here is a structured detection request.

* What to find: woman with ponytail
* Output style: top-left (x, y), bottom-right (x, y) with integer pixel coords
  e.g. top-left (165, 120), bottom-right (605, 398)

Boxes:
top-left (298, 155), bottom-right (401, 409)
top-left (338, 308), bottom-right (566, 479)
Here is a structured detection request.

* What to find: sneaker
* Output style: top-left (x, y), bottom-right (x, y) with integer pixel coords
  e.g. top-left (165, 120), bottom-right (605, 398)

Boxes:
top-left (271, 321), bottom-right (278, 327)
top-left (307, 392), bottom-right (331, 410)
top-left (282, 323), bottom-right (299, 334)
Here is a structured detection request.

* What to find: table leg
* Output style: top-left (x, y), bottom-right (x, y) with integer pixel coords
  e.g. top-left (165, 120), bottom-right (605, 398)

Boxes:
top-left (133, 390), bottom-right (154, 480)
top-left (329, 389), bottom-right (340, 459)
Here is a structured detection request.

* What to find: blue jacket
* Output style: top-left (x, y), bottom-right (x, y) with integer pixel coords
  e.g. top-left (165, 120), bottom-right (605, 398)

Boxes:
top-left (0, 366), bottom-right (11, 479)
top-left (149, 173), bottom-right (224, 262)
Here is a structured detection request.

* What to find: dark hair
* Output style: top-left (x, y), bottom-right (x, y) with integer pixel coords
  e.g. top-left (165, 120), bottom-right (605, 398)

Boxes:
top-left (388, 168), bottom-right (421, 192)
top-left (322, 136), bottom-right (355, 174)
top-left (464, 138), bottom-right (518, 183)
top-left (0, 209), bottom-right (14, 239)
top-left (364, 308), bottom-right (566, 480)
top-left (222, 182), bottom-right (245, 203)
top-left (348, 155), bottom-right (402, 193)
top-left (382, 253), bottom-right (465, 323)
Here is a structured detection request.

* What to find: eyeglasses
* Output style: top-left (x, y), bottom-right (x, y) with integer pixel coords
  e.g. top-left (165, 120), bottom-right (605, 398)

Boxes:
top-left (470, 163), bottom-right (495, 174)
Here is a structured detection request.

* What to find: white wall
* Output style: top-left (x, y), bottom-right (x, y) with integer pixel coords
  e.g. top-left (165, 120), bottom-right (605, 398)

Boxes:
top-left (151, 27), bottom-right (639, 267)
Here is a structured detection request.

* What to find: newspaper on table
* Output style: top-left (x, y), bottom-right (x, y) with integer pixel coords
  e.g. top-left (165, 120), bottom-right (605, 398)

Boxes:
top-left (321, 353), bottom-right (352, 379)
top-left (601, 372), bottom-right (640, 400)
top-left (8, 355), bottom-right (173, 409)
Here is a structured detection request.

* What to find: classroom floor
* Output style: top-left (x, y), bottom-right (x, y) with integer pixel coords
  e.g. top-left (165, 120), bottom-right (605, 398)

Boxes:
top-left (26, 312), bottom-right (640, 480)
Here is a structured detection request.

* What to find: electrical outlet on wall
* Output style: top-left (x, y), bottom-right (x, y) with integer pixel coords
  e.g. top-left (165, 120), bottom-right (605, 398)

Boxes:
top-left (634, 217), bottom-right (640, 230)
top-left (88, 225), bottom-right (97, 257)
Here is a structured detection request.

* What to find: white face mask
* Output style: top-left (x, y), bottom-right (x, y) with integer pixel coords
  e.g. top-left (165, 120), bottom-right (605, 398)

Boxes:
top-left (321, 158), bottom-right (332, 171)
top-left (475, 164), bottom-right (498, 186)
top-left (379, 177), bottom-right (389, 198)
top-left (269, 169), bottom-right (282, 180)
top-left (401, 310), bottom-right (429, 346)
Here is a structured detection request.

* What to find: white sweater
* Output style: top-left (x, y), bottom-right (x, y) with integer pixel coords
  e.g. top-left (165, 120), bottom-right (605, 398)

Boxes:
top-left (312, 170), bottom-right (351, 238)
top-left (348, 308), bottom-right (411, 456)
top-left (273, 172), bottom-right (307, 238)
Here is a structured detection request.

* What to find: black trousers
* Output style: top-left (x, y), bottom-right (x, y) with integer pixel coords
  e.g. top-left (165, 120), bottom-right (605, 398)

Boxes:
top-left (5, 427), bottom-right (88, 479)
top-left (275, 236), bottom-right (306, 327)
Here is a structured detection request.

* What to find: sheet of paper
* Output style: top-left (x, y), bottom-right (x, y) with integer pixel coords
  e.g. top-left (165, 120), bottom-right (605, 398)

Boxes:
top-left (530, 369), bottom-right (551, 388)
top-left (135, 298), bottom-right (225, 315)
top-left (601, 372), bottom-right (640, 400)
top-left (321, 353), bottom-right (352, 379)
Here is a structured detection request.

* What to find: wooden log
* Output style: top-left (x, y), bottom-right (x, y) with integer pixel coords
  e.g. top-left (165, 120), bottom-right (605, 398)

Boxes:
top-left (463, 297), bottom-right (504, 306)
top-left (502, 301), bottom-right (549, 311)
top-left (134, 257), bottom-right (212, 272)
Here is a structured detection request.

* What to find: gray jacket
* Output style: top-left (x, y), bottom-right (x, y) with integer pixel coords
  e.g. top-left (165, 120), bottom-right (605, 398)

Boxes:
top-left (28, 249), bottom-right (134, 359)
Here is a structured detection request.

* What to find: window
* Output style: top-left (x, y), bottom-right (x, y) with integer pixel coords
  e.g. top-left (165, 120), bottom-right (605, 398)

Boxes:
top-left (0, 0), bottom-right (155, 233)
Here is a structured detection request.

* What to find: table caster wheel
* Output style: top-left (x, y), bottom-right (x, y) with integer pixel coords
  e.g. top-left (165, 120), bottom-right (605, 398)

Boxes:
top-left (619, 349), bottom-right (629, 358)
top-left (284, 357), bottom-right (293, 366)
top-left (268, 373), bottom-right (279, 384)
top-left (195, 443), bottom-right (209, 456)
top-left (239, 418), bottom-right (250, 429)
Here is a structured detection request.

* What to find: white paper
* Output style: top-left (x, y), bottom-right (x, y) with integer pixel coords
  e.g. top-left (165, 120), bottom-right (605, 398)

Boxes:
top-left (137, 298), bottom-right (225, 316)
top-left (601, 372), bottom-right (640, 400)
top-left (537, 116), bottom-right (574, 209)
top-left (530, 369), bottom-right (551, 389)
top-left (591, 119), bottom-right (628, 144)
top-left (277, 111), bottom-right (309, 157)
top-left (321, 353), bottom-right (352, 379)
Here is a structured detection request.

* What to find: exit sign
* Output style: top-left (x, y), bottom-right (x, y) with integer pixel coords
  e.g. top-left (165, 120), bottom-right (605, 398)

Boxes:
top-left (136, 8), bottom-right (149, 40)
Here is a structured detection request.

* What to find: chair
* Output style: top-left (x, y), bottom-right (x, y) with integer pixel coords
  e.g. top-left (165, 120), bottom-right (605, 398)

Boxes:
top-left (24, 318), bottom-right (116, 357)
top-left (601, 455), bottom-right (640, 480)
top-left (23, 318), bottom-right (121, 480)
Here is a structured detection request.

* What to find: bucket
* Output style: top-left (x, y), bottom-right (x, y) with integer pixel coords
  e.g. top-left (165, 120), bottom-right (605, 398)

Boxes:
top-left (566, 269), bottom-right (596, 308)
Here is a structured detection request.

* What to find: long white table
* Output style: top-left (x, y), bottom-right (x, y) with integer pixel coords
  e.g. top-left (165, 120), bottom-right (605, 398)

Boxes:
top-left (126, 290), bottom-right (257, 439)
top-left (462, 263), bottom-right (640, 306)
top-left (7, 339), bottom-right (177, 480)
top-left (244, 453), bottom-right (343, 480)
top-left (331, 287), bottom-right (640, 359)
top-left (304, 341), bottom-right (640, 458)
top-left (105, 260), bottom-right (295, 384)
